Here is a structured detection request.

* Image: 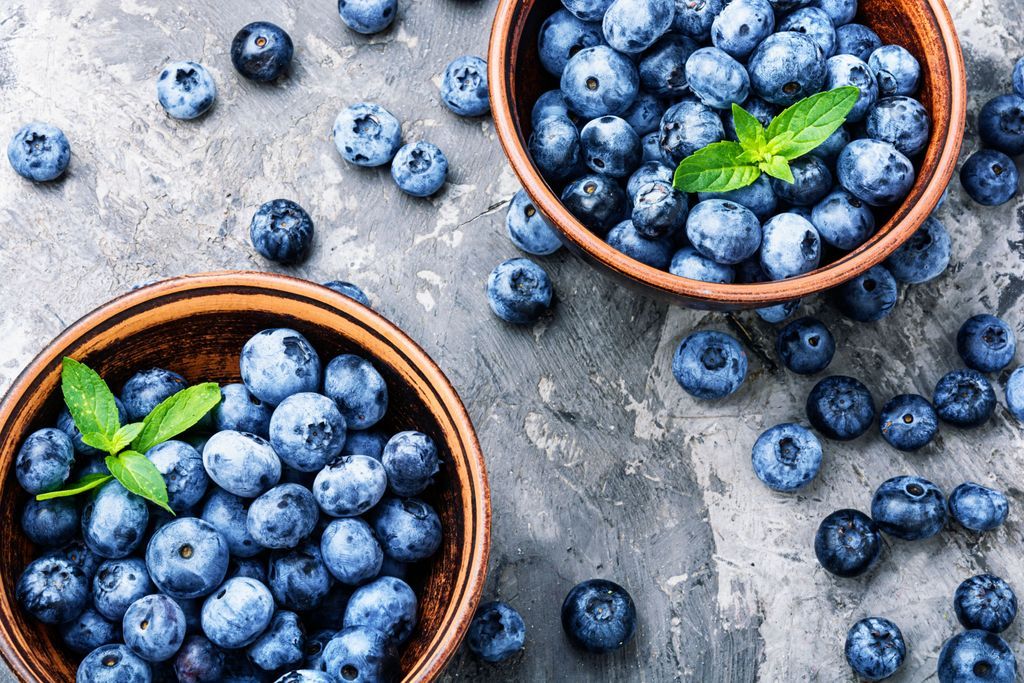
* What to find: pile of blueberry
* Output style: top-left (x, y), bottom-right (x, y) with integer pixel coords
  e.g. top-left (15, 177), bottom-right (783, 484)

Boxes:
top-left (526, 0), bottom-right (932, 286)
top-left (14, 327), bottom-right (467, 682)
top-left (960, 59), bottom-right (1024, 207)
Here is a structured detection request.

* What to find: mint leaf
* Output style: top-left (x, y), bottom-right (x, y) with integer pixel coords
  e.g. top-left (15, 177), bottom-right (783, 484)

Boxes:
top-left (36, 473), bottom-right (113, 501)
top-left (766, 86), bottom-right (860, 160)
top-left (79, 431), bottom-right (115, 454)
top-left (732, 103), bottom-right (767, 153)
top-left (106, 451), bottom-right (173, 513)
top-left (61, 358), bottom-right (121, 444)
top-left (111, 423), bottom-right (145, 453)
top-left (132, 383), bottom-right (221, 453)
top-left (673, 141), bottom-right (762, 193)
top-left (761, 155), bottom-right (795, 183)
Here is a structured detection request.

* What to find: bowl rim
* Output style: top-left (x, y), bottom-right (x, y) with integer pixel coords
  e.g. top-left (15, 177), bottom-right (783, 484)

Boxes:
top-left (0, 270), bottom-right (491, 683)
top-left (487, 0), bottom-right (967, 306)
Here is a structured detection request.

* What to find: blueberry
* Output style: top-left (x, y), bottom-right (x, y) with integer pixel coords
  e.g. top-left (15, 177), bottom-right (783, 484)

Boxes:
top-left (844, 617), bottom-right (906, 681)
top-left (751, 423), bottom-right (822, 492)
top-left (231, 22), bottom-right (293, 82)
top-left (698, 174), bottom-right (778, 221)
top-left (537, 10), bottom-right (604, 77)
top-left (200, 577), bottom-right (275, 649)
top-left (933, 369), bottom-right (996, 428)
top-left (342, 429), bottom-right (389, 460)
top-left (606, 219), bottom-right (675, 268)
top-left (658, 99), bottom-right (724, 163)
top-left (672, 0), bottom-right (724, 39)
top-left (868, 45), bottom-right (920, 97)
top-left (669, 247), bottom-right (735, 282)
top-left (321, 518), bottom-right (383, 585)
top-left (323, 281), bottom-right (371, 307)
top-left (250, 199), bottom-right (315, 265)
top-left (639, 35), bottom-right (699, 98)
top-left (685, 47), bottom-right (750, 110)
top-left (1009, 366), bottom-right (1024, 422)
top-left (467, 601), bottom-right (526, 663)
top-left (561, 174), bottom-right (628, 233)
top-left (267, 542), bottom-right (332, 611)
top-left (248, 484), bottom-right (319, 550)
top-left (561, 46), bottom-right (639, 119)
top-left (333, 103), bottom-right (402, 168)
top-left (580, 116), bottom-right (641, 178)
top-left (957, 314), bottom-right (1016, 373)
top-left (866, 96), bottom-right (930, 157)
top-left (21, 497), bottom-right (79, 547)
top-left (58, 398), bottom-right (128, 458)
top-left (814, 509), bottom-right (881, 577)
top-left (529, 115), bottom-right (582, 182)
top-left (48, 539), bottom-right (102, 581)
top-left (748, 32), bottom-right (826, 106)
top-left (200, 488), bottom-right (261, 557)
top-left (878, 394), bottom-right (937, 451)
top-left (710, 0), bottom-right (774, 59)
top-left (779, 7), bottom-right (837, 59)
top-left (811, 189), bottom-right (875, 250)
top-left (122, 368), bottom-right (188, 422)
top-left (672, 330), bottom-right (748, 400)
top-left (771, 155), bottom-right (833, 206)
top-left (202, 431), bottom-right (281, 498)
top-left (622, 92), bottom-right (667, 135)
top-left (240, 328), bottom-right (322, 406)
top-left (7, 122), bottom-right (71, 182)
top-left (756, 300), bottom-right (800, 324)
top-left (174, 635), bottom-right (224, 683)
top-left (830, 264), bottom-right (898, 322)
top-left (213, 384), bottom-right (272, 438)
top-left (777, 317), bottom-right (835, 375)
top-left (960, 149), bottom-right (1019, 206)
top-left (338, 0), bottom-right (396, 33)
top-left (62, 607), bottom-right (121, 654)
top-left (627, 160), bottom-right (674, 200)
top-left (561, 579), bottom-right (636, 653)
top-left (885, 214), bottom-right (950, 283)
top-left (391, 141), bottom-right (448, 197)
top-left (760, 213), bottom-right (821, 280)
top-left (314, 454), bottom-right (387, 516)
top-left (321, 626), bottom-right (400, 682)
top-left (506, 189), bottom-right (562, 256)
top-left (269, 393), bottom-right (347, 472)
top-left (871, 475), bottom-right (946, 540)
top-left (686, 199), bottom-right (760, 265)
top-left (123, 594), bottom-right (186, 662)
top-left (16, 554), bottom-right (88, 624)
top-left (954, 574), bottom-right (1017, 633)
top-left (561, 0), bottom-right (614, 22)
top-left (323, 354), bottom-right (388, 430)
top-left (632, 181), bottom-right (688, 238)
top-left (949, 482), bottom-right (1010, 533)
top-left (146, 440), bottom-right (208, 511)
top-left (343, 576), bottom-right (418, 644)
top-left (937, 630), bottom-right (1017, 683)
top-left (82, 481), bottom-right (150, 559)
top-left (440, 55), bottom-right (489, 117)
top-left (815, 125), bottom-right (852, 166)
top-left (156, 62), bottom-right (216, 120)
top-left (302, 629), bottom-right (336, 671)
top-left (835, 23), bottom-right (882, 61)
top-left (806, 375), bottom-right (875, 440)
top-left (601, 0), bottom-right (674, 54)
top-left (370, 497), bottom-right (442, 562)
top-left (146, 517), bottom-right (229, 599)
top-left (276, 669), bottom-right (337, 682)
top-left (486, 257), bottom-right (555, 324)
top-left (826, 55), bottom-right (877, 122)
top-left (93, 558), bottom-right (154, 621)
top-left (77, 644), bottom-right (152, 683)
top-left (16, 427), bottom-right (75, 495)
top-left (248, 611), bottom-right (305, 671)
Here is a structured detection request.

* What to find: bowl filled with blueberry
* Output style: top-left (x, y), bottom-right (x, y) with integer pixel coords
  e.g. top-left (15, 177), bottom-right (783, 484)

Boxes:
top-left (0, 272), bottom-right (490, 682)
top-left (488, 0), bottom-right (966, 308)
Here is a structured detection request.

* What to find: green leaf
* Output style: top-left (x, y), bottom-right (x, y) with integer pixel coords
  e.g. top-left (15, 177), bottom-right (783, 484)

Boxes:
top-left (673, 141), bottom-right (763, 194)
top-left (111, 423), bottom-right (145, 453)
top-left (61, 358), bottom-right (121, 444)
top-left (36, 473), bottom-right (113, 501)
top-left (732, 103), bottom-right (768, 153)
top-left (132, 383), bottom-right (221, 453)
top-left (79, 431), bottom-right (115, 454)
top-left (760, 155), bottom-right (795, 183)
top-left (106, 451), bottom-right (173, 514)
top-left (766, 86), bottom-right (860, 160)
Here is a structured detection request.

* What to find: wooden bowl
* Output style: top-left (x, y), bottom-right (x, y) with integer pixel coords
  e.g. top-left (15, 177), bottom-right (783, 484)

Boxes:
top-left (0, 272), bottom-right (490, 682)
top-left (488, 0), bottom-right (967, 308)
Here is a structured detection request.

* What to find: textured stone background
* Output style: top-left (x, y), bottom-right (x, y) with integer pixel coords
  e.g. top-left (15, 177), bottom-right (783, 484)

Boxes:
top-left (1, 0), bottom-right (1022, 680)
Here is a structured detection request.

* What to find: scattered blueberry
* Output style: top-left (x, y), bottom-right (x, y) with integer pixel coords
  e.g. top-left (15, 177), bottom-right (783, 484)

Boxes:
top-left (933, 369), bottom-right (996, 428)
top-left (954, 574), bottom-right (1017, 634)
top-left (391, 141), bottom-right (448, 197)
top-left (871, 475), bottom-right (946, 541)
top-left (777, 316), bottom-right (835, 375)
top-left (338, 0), bottom-right (397, 34)
top-left (884, 215), bottom-right (951, 284)
top-left (878, 394), bottom-right (937, 451)
top-left (250, 199), bottom-right (315, 265)
top-left (441, 55), bottom-right (490, 117)
top-left (814, 509), bottom-right (881, 577)
top-left (960, 149), bottom-right (1019, 207)
top-left (844, 616), bottom-right (906, 681)
top-left (806, 375), bottom-right (875, 440)
top-left (466, 601), bottom-right (526, 663)
top-left (830, 264), bottom-right (898, 323)
top-left (948, 482), bottom-right (1009, 533)
top-left (7, 122), bottom-right (71, 182)
top-left (672, 330), bottom-right (748, 400)
top-left (156, 62), bottom-right (216, 120)
top-left (333, 103), bottom-right (403, 168)
top-left (751, 423), bottom-right (822, 492)
top-left (323, 281), bottom-right (371, 307)
top-left (937, 629), bottom-right (1017, 683)
top-left (506, 189), bottom-right (563, 256)
top-left (486, 257), bottom-right (555, 324)
top-left (231, 22), bottom-right (293, 82)
top-left (561, 579), bottom-right (636, 653)
top-left (957, 314), bottom-right (1016, 373)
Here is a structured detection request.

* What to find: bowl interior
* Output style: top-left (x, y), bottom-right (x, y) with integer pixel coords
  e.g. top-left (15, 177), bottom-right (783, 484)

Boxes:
top-left (0, 273), bottom-right (489, 682)
top-left (492, 0), bottom-right (965, 307)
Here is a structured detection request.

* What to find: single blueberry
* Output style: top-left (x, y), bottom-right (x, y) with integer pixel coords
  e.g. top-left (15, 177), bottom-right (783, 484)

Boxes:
top-left (601, 0), bottom-right (674, 54)
top-left (710, 0), bottom-right (774, 59)
top-left (213, 383), bottom-right (272, 437)
top-left (338, 0), bottom-right (396, 34)
top-left (659, 99), bottom-right (724, 163)
top-left (844, 616), bottom-right (906, 681)
top-left (560, 46), bottom-right (639, 118)
top-left (838, 137), bottom-right (916, 207)
top-left (777, 317), bottom-right (835, 375)
top-left (866, 96), bottom-right (931, 157)
top-left (686, 199), bottom-right (761, 265)
top-left (200, 576), bottom-right (275, 649)
top-left (868, 45), bottom-right (920, 97)
top-left (811, 189), bottom-right (875, 250)
top-left (747, 32), bottom-right (826, 106)
top-left (529, 115), bottom-right (581, 182)
top-left (933, 369), bottom-right (996, 428)
top-left (174, 635), bottom-right (224, 683)
top-left (7, 122), bottom-right (71, 182)
top-left (321, 518), bottom-right (383, 585)
top-left (698, 174), bottom-right (778, 222)
top-left (878, 394), bottom-right (937, 451)
top-left (949, 482), bottom-right (1009, 533)
top-left (16, 427), bottom-right (75, 495)
top-left (333, 103), bottom-right (402, 168)
top-left (486, 257), bottom-right (555, 324)
top-left (123, 594), bottom-right (186, 662)
top-left (685, 47), bottom-right (750, 110)
top-left (639, 35), bottom-right (699, 99)
top-left (957, 314), bottom-right (1016, 373)
top-left (82, 481), bottom-right (150, 559)
top-left (240, 327), bottom-right (322, 406)
top-left (506, 189), bottom-right (562, 256)
top-left (960, 149), bottom-right (1019, 207)
top-left (146, 440), bottom-right (208, 511)
top-left (937, 630), bottom-right (1017, 683)
top-left (835, 24), bottom-right (882, 61)
top-left (632, 181), bottom-right (688, 238)
top-left (751, 423), bottom-right (822, 492)
top-left (884, 214), bottom-right (950, 283)
top-left (871, 475), bottom-right (946, 540)
top-left (93, 557), bottom-right (154, 621)
top-left (561, 174), bottom-right (628, 234)
top-left (955, 574), bottom-right (1017, 633)
top-left (806, 375), bottom-right (875, 440)
top-left (343, 576), bottom-right (418, 644)
top-left (759, 213), bottom-right (821, 280)
top-left (323, 354), bottom-right (388, 429)
top-left (441, 55), bottom-right (489, 117)
top-left (21, 497), bottom-right (79, 547)
top-left (76, 643), bottom-right (151, 683)
top-left (826, 55), bottom-right (878, 122)
top-left (270, 392), bottom-right (347, 472)
top-left (370, 497), bottom-right (442, 562)
top-left (580, 115), bottom-right (642, 178)
top-left (268, 542), bottom-right (333, 611)
top-left (248, 610), bottom-right (305, 672)
top-left (537, 11), bottom-right (604, 77)
top-left (146, 517), bottom-right (229, 599)
top-left (323, 281), bottom-right (371, 307)
top-left (314, 454), bottom-right (387, 517)
top-left (627, 161), bottom-right (674, 200)
top-left (321, 626), bottom-right (400, 682)
top-left (771, 155), bottom-right (833, 207)
top-left (669, 247), bottom-right (735, 283)
top-left (561, 579), bottom-right (636, 653)
top-left (672, 330), bottom-right (748, 400)
top-left (830, 264), bottom-right (898, 323)
top-left (467, 601), bottom-right (526, 663)
top-left (391, 141), bottom-right (448, 197)
top-left (156, 62), bottom-right (216, 120)
top-left (606, 219), bottom-right (675, 269)
top-left (16, 555), bottom-right (89, 624)
top-left (814, 509), bottom-right (881, 577)
top-left (201, 430), bottom-right (282, 498)
top-left (231, 22), bottom-right (293, 82)
top-left (779, 7), bottom-right (837, 58)
top-left (121, 368), bottom-right (188, 422)
top-left (250, 199), bottom-right (315, 265)
top-left (61, 607), bottom-right (121, 655)
top-left (247, 483), bottom-right (319, 550)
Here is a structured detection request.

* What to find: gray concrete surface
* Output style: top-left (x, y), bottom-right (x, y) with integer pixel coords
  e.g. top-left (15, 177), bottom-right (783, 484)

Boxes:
top-left (1, 0), bottom-right (1022, 680)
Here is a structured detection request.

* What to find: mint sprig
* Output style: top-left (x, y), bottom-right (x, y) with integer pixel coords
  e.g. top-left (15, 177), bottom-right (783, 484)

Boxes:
top-left (673, 86), bottom-right (860, 194)
top-left (39, 357), bottom-right (221, 512)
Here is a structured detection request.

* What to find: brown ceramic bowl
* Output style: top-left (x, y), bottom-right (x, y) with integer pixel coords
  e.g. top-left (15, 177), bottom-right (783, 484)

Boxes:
top-left (488, 0), bottom-right (967, 308)
top-left (0, 272), bottom-right (490, 682)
